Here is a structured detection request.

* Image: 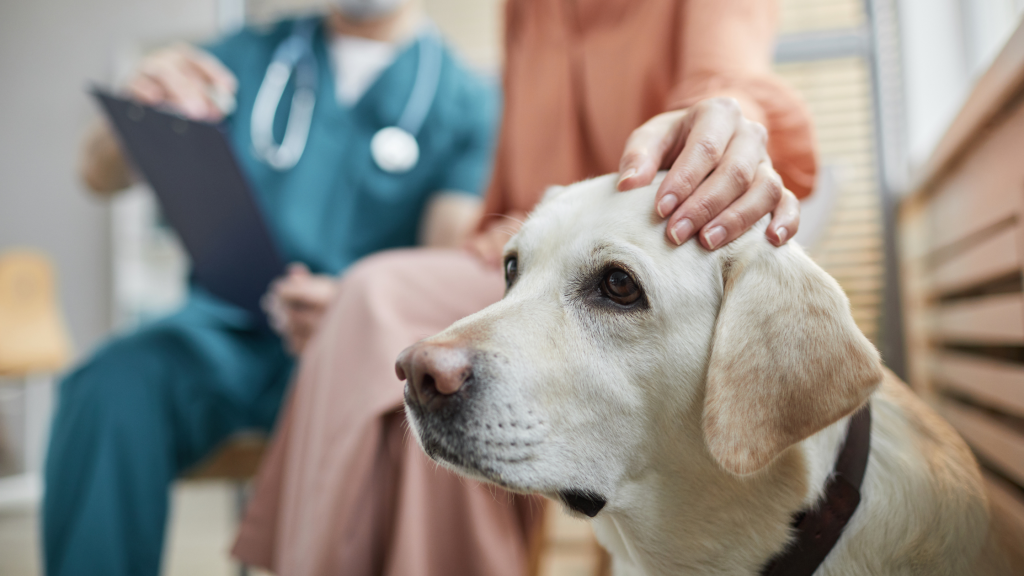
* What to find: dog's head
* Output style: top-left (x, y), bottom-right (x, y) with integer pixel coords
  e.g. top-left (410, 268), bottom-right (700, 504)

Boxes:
top-left (398, 174), bottom-right (882, 518)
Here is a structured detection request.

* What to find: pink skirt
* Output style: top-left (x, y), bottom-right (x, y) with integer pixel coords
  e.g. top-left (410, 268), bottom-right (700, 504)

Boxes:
top-left (232, 248), bottom-right (543, 576)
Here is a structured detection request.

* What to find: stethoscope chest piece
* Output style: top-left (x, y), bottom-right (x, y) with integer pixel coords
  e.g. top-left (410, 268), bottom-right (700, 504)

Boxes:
top-left (371, 126), bottom-right (419, 173)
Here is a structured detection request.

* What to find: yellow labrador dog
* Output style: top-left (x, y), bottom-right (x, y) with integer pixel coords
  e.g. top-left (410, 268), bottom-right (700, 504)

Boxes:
top-left (397, 174), bottom-right (1012, 575)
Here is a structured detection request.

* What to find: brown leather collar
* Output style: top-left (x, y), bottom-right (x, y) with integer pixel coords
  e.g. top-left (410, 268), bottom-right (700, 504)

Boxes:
top-left (760, 404), bottom-right (872, 576)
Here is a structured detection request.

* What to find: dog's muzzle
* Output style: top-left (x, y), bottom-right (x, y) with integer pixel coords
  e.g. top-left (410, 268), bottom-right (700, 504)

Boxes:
top-left (397, 340), bottom-right (498, 478)
top-left (396, 342), bottom-right (474, 412)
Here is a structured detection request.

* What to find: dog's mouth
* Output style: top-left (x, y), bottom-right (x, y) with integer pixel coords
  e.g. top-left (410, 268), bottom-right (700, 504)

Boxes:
top-left (406, 394), bottom-right (610, 518)
top-left (404, 384), bottom-right (533, 489)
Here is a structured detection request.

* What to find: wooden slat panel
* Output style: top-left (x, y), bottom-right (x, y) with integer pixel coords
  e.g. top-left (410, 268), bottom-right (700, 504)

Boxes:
top-left (925, 100), bottom-right (1024, 253)
top-left (982, 471), bottom-right (1024, 573)
top-left (915, 22), bottom-right (1024, 193)
top-left (940, 400), bottom-right (1024, 487)
top-left (927, 225), bottom-right (1021, 296)
top-left (984, 472), bottom-right (1024, 535)
top-left (779, 0), bottom-right (863, 34)
top-left (931, 351), bottom-right (1024, 418)
top-left (930, 294), bottom-right (1024, 344)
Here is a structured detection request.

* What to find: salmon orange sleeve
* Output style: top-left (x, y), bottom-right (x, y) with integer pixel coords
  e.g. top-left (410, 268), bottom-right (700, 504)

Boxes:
top-left (668, 0), bottom-right (818, 199)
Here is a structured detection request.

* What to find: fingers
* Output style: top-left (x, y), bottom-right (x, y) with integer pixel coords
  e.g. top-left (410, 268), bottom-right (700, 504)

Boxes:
top-left (694, 161), bottom-right (785, 250)
top-left (129, 46), bottom-right (232, 121)
top-left (153, 60), bottom-right (219, 120)
top-left (181, 45), bottom-right (238, 96)
top-left (127, 75), bottom-right (166, 106)
top-left (276, 273), bottom-right (336, 309)
top-left (182, 46), bottom-right (238, 115)
top-left (617, 110), bottom-right (689, 192)
top-left (261, 290), bottom-right (287, 333)
top-left (655, 98), bottom-right (743, 219)
top-left (621, 96), bottom-right (794, 251)
top-left (283, 313), bottom-right (316, 356)
top-left (766, 188), bottom-right (800, 246)
top-left (263, 266), bottom-right (334, 356)
top-left (663, 117), bottom-right (767, 246)
top-left (287, 262), bottom-right (310, 277)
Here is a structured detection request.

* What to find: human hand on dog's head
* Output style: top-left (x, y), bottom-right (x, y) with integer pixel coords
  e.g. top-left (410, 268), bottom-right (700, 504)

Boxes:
top-left (616, 97), bottom-right (800, 251)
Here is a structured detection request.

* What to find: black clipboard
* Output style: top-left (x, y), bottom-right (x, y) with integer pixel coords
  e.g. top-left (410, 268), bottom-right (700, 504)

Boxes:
top-left (92, 89), bottom-right (285, 323)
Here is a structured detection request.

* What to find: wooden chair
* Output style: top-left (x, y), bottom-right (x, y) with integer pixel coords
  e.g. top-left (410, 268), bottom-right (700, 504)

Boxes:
top-left (0, 250), bottom-right (73, 504)
top-left (182, 433), bottom-right (267, 483)
top-left (0, 250), bottom-right (72, 377)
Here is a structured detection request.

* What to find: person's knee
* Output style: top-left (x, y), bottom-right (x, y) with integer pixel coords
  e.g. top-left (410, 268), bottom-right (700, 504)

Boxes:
top-left (340, 248), bottom-right (472, 300)
top-left (332, 249), bottom-right (424, 312)
top-left (330, 248), bottom-right (498, 330)
top-left (342, 248), bottom-right (421, 290)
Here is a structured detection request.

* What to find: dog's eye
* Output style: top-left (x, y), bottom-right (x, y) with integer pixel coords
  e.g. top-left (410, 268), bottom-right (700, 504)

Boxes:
top-left (504, 256), bottom-right (518, 289)
top-left (601, 268), bottom-right (641, 305)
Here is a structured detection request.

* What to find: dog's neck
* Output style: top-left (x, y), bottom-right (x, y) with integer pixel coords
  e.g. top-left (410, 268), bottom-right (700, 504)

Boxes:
top-left (590, 406), bottom-right (851, 576)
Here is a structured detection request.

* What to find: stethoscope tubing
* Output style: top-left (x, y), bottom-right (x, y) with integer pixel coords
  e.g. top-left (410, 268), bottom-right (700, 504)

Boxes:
top-left (250, 18), bottom-right (442, 172)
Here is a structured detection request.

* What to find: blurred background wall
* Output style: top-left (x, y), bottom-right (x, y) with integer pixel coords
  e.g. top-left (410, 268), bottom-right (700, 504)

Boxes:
top-left (0, 0), bottom-right (221, 356)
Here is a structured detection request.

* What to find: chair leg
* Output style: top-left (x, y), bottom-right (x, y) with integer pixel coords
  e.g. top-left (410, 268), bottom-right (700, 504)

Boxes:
top-left (235, 481), bottom-right (250, 576)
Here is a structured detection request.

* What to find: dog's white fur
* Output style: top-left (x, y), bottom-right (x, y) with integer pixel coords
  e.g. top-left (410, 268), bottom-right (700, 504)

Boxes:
top-left (403, 174), bottom-right (1011, 575)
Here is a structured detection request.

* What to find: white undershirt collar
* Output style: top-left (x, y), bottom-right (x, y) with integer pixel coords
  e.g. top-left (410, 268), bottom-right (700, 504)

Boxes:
top-left (327, 34), bottom-right (399, 106)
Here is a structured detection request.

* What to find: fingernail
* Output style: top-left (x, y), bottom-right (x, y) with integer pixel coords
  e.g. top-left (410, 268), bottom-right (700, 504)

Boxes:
top-left (656, 194), bottom-right (678, 218)
top-left (617, 168), bottom-right (637, 187)
top-left (704, 226), bottom-right (727, 249)
top-left (184, 98), bottom-right (207, 118)
top-left (669, 218), bottom-right (694, 245)
top-left (776, 226), bottom-right (788, 245)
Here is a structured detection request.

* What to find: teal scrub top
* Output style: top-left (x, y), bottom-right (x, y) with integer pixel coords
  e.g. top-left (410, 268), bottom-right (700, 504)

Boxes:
top-left (190, 17), bottom-right (498, 323)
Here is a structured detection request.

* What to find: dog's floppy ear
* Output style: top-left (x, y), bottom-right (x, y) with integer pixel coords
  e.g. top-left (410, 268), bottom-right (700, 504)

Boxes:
top-left (703, 239), bottom-right (882, 476)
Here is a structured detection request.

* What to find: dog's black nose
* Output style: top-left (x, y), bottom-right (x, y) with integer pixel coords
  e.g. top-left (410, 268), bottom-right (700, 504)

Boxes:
top-left (396, 342), bottom-right (473, 411)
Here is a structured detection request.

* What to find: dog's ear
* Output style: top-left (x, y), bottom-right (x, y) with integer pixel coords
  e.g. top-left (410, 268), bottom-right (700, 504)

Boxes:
top-left (703, 239), bottom-right (882, 476)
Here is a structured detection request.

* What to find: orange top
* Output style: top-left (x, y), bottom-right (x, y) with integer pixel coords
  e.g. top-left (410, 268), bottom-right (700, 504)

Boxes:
top-left (481, 0), bottom-right (818, 228)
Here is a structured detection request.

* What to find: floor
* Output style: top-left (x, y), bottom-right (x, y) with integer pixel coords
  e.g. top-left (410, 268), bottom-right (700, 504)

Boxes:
top-left (1, 478), bottom-right (604, 576)
top-left (0, 480), bottom-right (270, 576)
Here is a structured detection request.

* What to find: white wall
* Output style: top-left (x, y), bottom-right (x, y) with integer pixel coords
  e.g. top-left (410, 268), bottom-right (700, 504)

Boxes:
top-left (246, 0), bottom-right (504, 70)
top-left (0, 0), bottom-right (220, 357)
top-left (898, 0), bottom-right (1024, 170)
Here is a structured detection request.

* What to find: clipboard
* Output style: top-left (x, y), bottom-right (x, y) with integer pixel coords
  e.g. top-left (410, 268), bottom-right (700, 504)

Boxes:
top-left (92, 89), bottom-right (285, 323)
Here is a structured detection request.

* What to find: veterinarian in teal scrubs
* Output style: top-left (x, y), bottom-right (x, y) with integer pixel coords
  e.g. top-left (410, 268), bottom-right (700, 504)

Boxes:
top-left (43, 3), bottom-right (497, 575)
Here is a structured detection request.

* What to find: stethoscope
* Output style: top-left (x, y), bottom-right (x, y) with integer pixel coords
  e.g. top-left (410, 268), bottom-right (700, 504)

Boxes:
top-left (250, 19), bottom-right (442, 173)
